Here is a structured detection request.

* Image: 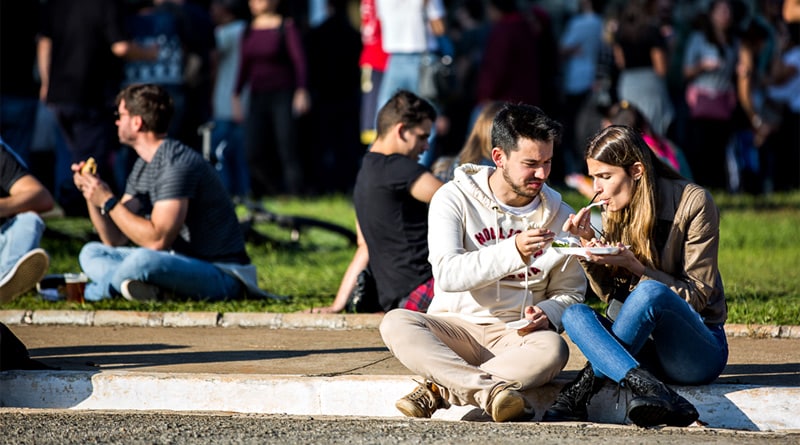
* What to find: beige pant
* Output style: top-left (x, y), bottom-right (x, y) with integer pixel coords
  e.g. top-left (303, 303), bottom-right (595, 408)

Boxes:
top-left (380, 309), bottom-right (569, 410)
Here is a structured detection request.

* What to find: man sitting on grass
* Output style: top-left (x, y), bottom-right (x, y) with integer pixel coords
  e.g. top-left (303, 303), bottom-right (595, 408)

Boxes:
top-left (0, 137), bottom-right (54, 303)
top-left (72, 83), bottom-right (267, 302)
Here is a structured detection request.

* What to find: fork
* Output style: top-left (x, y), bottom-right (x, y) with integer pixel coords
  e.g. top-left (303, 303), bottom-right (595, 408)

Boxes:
top-left (584, 200), bottom-right (606, 210)
top-left (583, 193), bottom-right (605, 239)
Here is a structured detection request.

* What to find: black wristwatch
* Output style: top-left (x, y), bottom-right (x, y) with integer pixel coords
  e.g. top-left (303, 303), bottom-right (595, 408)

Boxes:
top-left (101, 196), bottom-right (119, 215)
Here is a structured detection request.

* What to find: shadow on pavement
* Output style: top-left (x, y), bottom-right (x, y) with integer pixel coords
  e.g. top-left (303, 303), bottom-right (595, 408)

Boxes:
top-left (29, 344), bottom-right (389, 372)
top-left (718, 363), bottom-right (800, 386)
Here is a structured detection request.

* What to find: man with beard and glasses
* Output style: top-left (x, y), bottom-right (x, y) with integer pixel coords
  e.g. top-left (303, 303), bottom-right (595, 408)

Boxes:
top-left (380, 103), bottom-right (586, 422)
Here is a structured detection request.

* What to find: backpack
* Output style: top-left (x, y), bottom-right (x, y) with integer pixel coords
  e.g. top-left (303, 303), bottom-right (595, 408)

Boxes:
top-left (0, 322), bottom-right (56, 371)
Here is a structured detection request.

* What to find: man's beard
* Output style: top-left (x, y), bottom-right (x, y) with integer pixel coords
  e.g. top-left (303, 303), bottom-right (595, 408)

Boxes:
top-left (502, 167), bottom-right (540, 199)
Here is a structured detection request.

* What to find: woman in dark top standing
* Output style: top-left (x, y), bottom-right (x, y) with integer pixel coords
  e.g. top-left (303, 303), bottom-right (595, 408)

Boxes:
top-left (234, 0), bottom-right (309, 197)
top-left (682, 0), bottom-right (738, 191)
top-left (613, 0), bottom-right (674, 137)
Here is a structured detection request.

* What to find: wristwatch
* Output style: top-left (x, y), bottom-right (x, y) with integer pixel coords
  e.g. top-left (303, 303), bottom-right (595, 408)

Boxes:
top-left (101, 196), bottom-right (119, 215)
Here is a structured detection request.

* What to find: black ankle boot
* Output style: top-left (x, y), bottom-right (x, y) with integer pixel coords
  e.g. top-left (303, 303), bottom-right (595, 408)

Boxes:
top-left (542, 362), bottom-right (605, 422)
top-left (623, 367), bottom-right (699, 427)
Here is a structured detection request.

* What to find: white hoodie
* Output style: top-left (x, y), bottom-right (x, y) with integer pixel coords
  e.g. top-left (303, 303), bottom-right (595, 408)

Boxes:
top-left (426, 164), bottom-right (587, 330)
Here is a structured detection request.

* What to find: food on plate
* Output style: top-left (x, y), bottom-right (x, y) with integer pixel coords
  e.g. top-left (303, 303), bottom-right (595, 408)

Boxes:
top-left (551, 241), bottom-right (571, 248)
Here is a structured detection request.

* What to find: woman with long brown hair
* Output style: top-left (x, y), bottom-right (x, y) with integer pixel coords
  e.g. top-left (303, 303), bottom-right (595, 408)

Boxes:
top-left (542, 125), bottom-right (728, 427)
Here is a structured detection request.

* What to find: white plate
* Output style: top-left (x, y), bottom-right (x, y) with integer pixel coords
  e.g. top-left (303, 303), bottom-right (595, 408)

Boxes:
top-left (552, 246), bottom-right (621, 256)
top-left (505, 319), bottom-right (531, 330)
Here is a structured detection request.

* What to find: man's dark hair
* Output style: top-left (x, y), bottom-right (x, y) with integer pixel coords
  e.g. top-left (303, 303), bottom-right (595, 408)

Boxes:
top-left (375, 90), bottom-right (437, 138)
top-left (115, 83), bottom-right (174, 135)
top-left (491, 103), bottom-right (562, 155)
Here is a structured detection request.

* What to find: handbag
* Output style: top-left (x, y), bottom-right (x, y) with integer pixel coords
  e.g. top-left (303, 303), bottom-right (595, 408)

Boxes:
top-left (685, 84), bottom-right (737, 120)
top-left (345, 268), bottom-right (382, 313)
top-left (418, 52), bottom-right (455, 103)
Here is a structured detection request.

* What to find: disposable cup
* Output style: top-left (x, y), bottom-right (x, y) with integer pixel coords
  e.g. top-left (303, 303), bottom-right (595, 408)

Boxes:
top-left (64, 273), bottom-right (88, 303)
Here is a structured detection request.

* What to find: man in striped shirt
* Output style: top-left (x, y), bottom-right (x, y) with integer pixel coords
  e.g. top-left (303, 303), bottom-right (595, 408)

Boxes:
top-left (72, 83), bottom-right (263, 302)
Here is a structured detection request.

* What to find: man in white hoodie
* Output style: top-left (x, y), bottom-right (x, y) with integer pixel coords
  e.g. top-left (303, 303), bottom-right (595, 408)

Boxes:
top-left (380, 103), bottom-right (586, 422)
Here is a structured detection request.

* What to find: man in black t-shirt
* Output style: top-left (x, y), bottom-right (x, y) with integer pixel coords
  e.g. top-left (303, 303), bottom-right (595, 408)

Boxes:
top-left (0, 138), bottom-right (54, 303)
top-left (309, 90), bottom-right (443, 314)
top-left (72, 84), bottom-right (267, 302)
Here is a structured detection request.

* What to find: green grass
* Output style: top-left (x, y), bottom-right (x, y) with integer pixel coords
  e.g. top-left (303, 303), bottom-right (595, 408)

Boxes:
top-left (3, 190), bottom-right (800, 326)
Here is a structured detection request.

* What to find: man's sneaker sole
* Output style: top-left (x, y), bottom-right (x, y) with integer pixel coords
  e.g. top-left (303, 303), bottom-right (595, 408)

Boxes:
top-left (395, 398), bottom-right (429, 418)
top-left (0, 248), bottom-right (49, 303)
top-left (120, 279), bottom-right (161, 301)
top-left (490, 389), bottom-right (534, 422)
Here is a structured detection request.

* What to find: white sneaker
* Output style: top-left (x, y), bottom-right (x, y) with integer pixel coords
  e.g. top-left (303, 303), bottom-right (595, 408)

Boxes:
top-left (0, 248), bottom-right (50, 304)
top-left (120, 279), bottom-right (161, 301)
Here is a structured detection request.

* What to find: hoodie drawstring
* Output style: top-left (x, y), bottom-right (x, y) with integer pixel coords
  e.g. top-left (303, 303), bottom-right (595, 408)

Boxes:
top-left (493, 206), bottom-right (501, 302)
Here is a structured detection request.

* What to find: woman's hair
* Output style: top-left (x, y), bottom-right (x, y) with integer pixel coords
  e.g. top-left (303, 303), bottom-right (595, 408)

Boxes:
top-left (605, 101), bottom-right (653, 135)
top-left (615, 0), bottom-right (652, 43)
top-left (585, 125), bottom-right (681, 268)
top-left (695, 0), bottom-right (734, 54)
top-left (457, 101), bottom-right (505, 166)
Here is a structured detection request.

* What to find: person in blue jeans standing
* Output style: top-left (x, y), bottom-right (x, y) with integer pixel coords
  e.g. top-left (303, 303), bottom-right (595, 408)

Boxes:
top-left (543, 125), bottom-right (728, 427)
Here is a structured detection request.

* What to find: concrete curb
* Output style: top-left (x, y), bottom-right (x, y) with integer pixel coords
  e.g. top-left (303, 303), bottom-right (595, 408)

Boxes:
top-left (1, 371), bottom-right (797, 431)
top-left (0, 310), bottom-right (797, 338)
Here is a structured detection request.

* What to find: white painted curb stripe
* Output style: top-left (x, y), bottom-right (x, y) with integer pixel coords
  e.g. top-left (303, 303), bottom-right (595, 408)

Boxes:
top-left (1, 371), bottom-right (797, 431)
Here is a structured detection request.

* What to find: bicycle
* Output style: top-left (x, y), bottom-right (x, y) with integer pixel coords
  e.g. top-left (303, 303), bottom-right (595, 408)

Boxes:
top-left (197, 122), bottom-right (358, 249)
top-left (238, 201), bottom-right (357, 248)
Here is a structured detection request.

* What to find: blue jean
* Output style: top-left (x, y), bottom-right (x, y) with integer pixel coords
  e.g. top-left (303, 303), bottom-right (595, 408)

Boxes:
top-left (0, 212), bottom-right (45, 279)
top-left (78, 242), bottom-right (243, 301)
top-left (562, 280), bottom-right (728, 385)
top-left (211, 119), bottom-right (249, 198)
top-left (376, 53), bottom-right (440, 168)
top-left (376, 53), bottom-right (423, 114)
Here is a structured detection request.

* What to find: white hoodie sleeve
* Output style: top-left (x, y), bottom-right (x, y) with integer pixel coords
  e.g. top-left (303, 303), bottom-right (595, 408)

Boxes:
top-left (428, 183), bottom-right (528, 292)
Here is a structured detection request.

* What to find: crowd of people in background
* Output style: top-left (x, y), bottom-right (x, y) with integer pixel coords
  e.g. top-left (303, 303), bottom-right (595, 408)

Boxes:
top-left (1, 0), bottom-right (799, 217)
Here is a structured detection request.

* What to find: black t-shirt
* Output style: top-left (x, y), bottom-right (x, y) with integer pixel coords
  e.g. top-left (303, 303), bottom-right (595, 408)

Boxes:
top-left (0, 1), bottom-right (40, 98)
top-left (353, 152), bottom-right (432, 310)
top-left (0, 142), bottom-right (30, 225)
top-left (39, 0), bottom-right (127, 107)
top-left (616, 24), bottom-right (667, 69)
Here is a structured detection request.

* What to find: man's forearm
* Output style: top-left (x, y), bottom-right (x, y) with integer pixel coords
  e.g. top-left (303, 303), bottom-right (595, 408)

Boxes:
top-left (88, 202), bottom-right (127, 246)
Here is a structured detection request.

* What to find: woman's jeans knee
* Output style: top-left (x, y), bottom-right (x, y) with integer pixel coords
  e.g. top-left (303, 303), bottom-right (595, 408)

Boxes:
top-left (563, 280), bottom-right (728, 384)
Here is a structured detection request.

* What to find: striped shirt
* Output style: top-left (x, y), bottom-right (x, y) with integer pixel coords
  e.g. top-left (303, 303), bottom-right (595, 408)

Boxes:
top-left (125, 139), bottom-right (249, 264)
